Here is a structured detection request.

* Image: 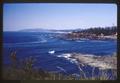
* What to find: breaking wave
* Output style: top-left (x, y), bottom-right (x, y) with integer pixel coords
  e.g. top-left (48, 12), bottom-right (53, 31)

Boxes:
top-left (56, 66), bottom-right (67, 73)
top-left (48, 50), bottom-right (55, 54)
top-left (55, 53), bottom-right (117, 70)
top-left (56, 53), bottom-right (78, 64)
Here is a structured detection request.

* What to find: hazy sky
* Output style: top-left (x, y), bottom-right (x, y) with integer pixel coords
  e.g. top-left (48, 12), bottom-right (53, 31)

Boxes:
top-left (3, 3), bottom-right (117, 31)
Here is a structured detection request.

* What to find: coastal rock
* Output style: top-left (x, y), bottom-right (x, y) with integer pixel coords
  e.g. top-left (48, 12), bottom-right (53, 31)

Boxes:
top-left (70, 53), bottom-right (117, 70)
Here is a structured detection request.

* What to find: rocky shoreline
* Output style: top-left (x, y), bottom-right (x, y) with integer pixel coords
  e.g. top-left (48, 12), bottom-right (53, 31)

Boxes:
top-left (67, 53), bottom-right (117, 70)
top-left (62, 32), bottom-right (117, 41)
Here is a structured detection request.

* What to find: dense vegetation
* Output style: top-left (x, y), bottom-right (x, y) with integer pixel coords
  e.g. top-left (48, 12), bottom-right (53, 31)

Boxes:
top-left (2, 52), bottom-right (117, 80)
top-left (74, 26), bottom-right (117, 36)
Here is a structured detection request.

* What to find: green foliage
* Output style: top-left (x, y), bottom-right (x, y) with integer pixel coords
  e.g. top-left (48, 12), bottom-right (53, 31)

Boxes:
top-left (79, 26), bottom-right (117, 36)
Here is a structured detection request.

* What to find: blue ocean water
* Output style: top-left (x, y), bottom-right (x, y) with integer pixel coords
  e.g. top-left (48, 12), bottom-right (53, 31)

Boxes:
top-left (3, 32), bottom-right (117, 76)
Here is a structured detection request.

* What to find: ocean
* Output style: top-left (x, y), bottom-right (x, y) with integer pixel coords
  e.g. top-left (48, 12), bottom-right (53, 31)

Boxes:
top-left (3, 32), bottom-right (117, 76)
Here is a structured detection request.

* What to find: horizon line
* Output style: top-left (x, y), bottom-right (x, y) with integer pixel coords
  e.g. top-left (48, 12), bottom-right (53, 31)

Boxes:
top-left (3, 25), bottom-right (117, 32)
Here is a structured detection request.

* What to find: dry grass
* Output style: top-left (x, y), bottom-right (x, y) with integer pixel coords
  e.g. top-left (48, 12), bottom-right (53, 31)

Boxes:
top-left (2, 52), bottom-right (117, 80)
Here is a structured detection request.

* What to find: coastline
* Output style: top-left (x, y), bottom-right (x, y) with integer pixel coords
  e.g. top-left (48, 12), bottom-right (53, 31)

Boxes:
top-left (63, 31), bottom-right (117, 41)
top-left (69, 53), bottom-right (117, 70)
top-left (3, 52), bottom-right (117, 80)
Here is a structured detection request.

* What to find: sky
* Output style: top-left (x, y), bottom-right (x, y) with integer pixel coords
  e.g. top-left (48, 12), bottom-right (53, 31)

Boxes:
top-left (3, 3), bottom-right (117, 31)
